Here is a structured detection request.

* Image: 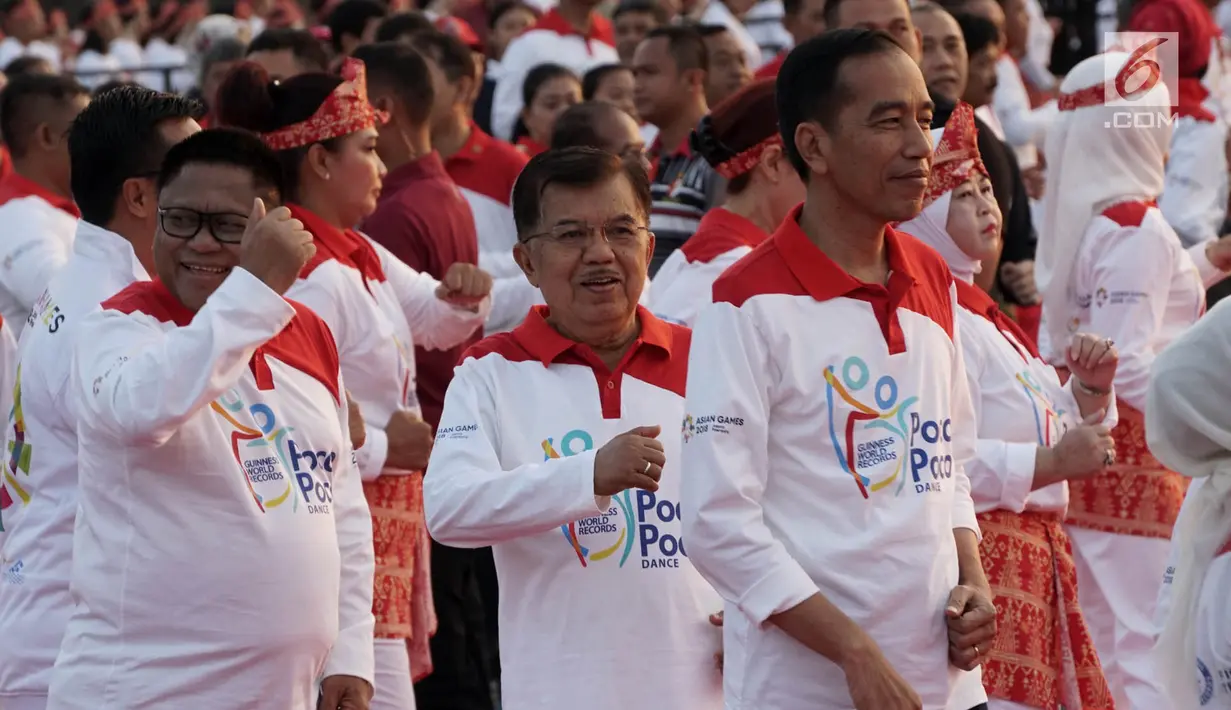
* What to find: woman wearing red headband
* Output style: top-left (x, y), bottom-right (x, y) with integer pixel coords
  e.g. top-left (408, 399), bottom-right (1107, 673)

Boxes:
top-left (647, 78), bottom-right (803, 327)
top-left (217, 58), bottom-right (493, 710)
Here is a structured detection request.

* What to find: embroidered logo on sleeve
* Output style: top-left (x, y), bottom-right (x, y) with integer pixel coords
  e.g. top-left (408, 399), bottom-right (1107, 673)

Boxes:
top-left (438, 423), bottom-right (478, 441)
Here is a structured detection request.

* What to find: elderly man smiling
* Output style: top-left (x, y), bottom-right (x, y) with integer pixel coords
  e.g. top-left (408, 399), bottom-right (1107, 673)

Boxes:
top-left (424, 147), bottom-right (722, 710)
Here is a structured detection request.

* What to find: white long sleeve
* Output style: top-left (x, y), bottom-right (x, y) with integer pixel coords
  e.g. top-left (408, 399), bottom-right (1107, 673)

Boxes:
top-left (679, 302), bottom-right (820, 625)
top-left (370, 238), bottom-right (490, 350)
top-left (946, 293), bottom-right (981, 536)
top-left (72, 268), bottom-right (295, 447)
top-left (424, 358), bottom-right (609, 548)
top-left (992, 57), bottom-right (1058, 150)
top-left (1088, 226), bottom-right (1175, 411)
top-left (322, 372), bottom-right (377, 684)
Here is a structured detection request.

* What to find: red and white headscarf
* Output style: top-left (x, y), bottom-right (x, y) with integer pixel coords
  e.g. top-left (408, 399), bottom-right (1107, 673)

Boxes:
top-left (1036, 51), bottom-right (1172, 353)
top-left (260, 58), bottom-right (389, 151)
top-left (897, 102), bottom-right (988, 283)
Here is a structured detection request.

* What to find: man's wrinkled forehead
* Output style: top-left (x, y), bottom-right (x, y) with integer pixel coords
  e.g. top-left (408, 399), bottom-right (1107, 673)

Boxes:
top-left (536, 174), bottom-right (647, 230)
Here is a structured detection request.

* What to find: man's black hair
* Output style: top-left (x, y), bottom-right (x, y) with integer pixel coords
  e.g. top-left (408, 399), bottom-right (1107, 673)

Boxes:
top-left (511, 147), bottom-right (651, 237)
top-left (375, 11), bottom-right (434, 42)
top-left (783, 0), bottom-right (802, 17)
top-left (488, 1), bottom-right (535, 29)
top-left (582, 63), bottom-right (630, 100)
top-left (327, 0), bottom-right (386, 53)
top-left (2, 55), bottom-right (52, 77)
top-left (247, 28), bottom-right (330, 73)
top-left (643, 26), bottom-right (708, 72)
top-left (352, 42), bottom-right (434, 126)
top-left (696, 23), bottom-right (730, 38)
top-left (956, 12), bottom-right (1000, 55)
top-left (157, 127), bottom-right (286, 200)
top-left (0, 73), bottom-right (89, 159)
top-left (551, 101), bottom-right (624, 150)
top-left (776, 28), bottom-right (905, 177)
top-left (409, 29), bottom-right (476, 83)
top-left (613, 0), bottom-right (669, 24)
top-left (69, 86), bottom-right (204, 226)
top-left (94, 79), bottom-right (141, 97)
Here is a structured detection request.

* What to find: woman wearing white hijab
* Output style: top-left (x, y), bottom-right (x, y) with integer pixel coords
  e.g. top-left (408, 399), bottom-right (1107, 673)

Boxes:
top-left (1148, 298), bottom-right (1231, 710)
top-left (900, 102), bottom-right (1118, 710)
top-left (1035, 50), bottom-right (1231, 709)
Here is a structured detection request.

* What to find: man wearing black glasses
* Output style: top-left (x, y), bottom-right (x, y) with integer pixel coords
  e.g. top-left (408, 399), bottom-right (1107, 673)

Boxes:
top-left (47, 127), bottom-right (379, 709)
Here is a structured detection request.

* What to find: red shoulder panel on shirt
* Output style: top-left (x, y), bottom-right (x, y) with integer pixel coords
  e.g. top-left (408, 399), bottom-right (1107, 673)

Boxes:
top-left (102, 281), bottom-right (341, 405)
top-left (891, 231), bottom-right (955, 340)
top-left (461, 330), bottom-right (538, 365)
top-left (1100, 200), bottom-right (1152, 228)
top-left (711, 239), bottom-right (808, 308)
top-left (263, 300), bottom-right (342, 405)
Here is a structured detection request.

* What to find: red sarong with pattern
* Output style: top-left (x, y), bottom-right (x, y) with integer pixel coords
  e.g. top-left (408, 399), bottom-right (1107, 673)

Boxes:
top-left (977, 509), bottom-right (1113, 709)
top-left (364, 471), bottom-right (437, 681)
top-left (1065, 400), bottom-right (1188, 538)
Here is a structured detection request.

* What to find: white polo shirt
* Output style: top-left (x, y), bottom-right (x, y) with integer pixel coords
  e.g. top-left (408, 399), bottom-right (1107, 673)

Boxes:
top-left (681, 206), bottom-right (980, 710)
top-left (0, 222), bottom-right (148, 701)
top-left (0, 174), bottom-right (79, 337)
top-left (424, 305), bottom-right (722, 710)
top-left (46, 270), bottom-right (375, 709)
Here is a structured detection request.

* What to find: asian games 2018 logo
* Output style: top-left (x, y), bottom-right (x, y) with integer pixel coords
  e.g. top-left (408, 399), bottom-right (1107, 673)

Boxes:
top-left (825, 356), bottom-right (954, 498)
top-left (542, 429), bottom-right (637, 567)
top-left (1015, 370), bottom-right (1067, 446)
top-left (211, 389), bottom-right (337, 515)
top-left (681, 414), bottom-right (695, 443)
top-left (0, 366), bottom-right (30, 532)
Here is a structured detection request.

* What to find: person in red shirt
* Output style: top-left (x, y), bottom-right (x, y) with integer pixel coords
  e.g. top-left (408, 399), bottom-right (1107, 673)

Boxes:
top-left (412, 29), bottom-right (534, 335)
top-left (355, 41), bottom-right (482, 432)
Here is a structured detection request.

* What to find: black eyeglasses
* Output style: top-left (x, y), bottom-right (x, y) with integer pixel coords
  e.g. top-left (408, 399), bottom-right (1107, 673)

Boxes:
top-left (158, 207), bottom-right (249, 245)
top-left (521, 220), bottom-right (651, 249)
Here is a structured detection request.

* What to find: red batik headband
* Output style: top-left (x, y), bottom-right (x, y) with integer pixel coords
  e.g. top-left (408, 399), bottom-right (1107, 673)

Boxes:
top-left (714, 134), bottom-right (784, 179)
top-left (261, 58), bottom-right (390, 151)
top-left (924, 101), bottom-right (987, 207)
top-left (1058, 44), bottom-right (1164, 112)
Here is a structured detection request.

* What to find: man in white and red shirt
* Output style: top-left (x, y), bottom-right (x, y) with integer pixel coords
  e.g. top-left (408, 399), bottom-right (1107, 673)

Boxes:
top-left (681, 30), bottom-right (996, 710)
top-left (45, 129), bottom-right (376, 709)
top-left (424, 148), bottom-right (723, 710)
top-left (490, 0), bottom-right (618, 141)
top-left (0, 86), bottom-right (202, 710)
top-left (0, 73), bottom-right (88, 336)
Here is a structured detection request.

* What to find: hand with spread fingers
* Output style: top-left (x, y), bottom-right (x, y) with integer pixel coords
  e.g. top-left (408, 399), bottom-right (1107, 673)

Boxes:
top-left (593, 425), bottom-right (666, 496)
top-left (944, 584), bottom-right (997, 671)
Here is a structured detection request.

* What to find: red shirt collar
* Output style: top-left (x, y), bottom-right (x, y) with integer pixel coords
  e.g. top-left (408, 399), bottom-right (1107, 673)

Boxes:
top-left (0, 172), bottom-right (80, 218)
top-left (446, 122), bottom-right (494, 167)
top-left (533, 8), bottom-right (614, 46)
top-left (289, 203), bottom-right (386, 284)
top-left (772, 204), bottom-right (919, 303)
top-left (516, 135), bottom-right (549, 158)
top-left (953, 278), bottom-right (1040, 361)
top-left (381, 151), bottom-right (448, 195)
top-left (679, 208), bottom-right (770, 263)
top-left (512, 304), bottom-right (674, 367)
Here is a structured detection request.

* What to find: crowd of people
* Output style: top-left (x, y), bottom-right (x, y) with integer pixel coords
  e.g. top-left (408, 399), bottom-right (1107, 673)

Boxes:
top-left (0, 0), bottom-right (1229, 708)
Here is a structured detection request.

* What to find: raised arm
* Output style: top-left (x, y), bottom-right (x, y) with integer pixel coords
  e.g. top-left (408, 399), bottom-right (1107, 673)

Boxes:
top-left (73, 269), bottom-right (295, 447)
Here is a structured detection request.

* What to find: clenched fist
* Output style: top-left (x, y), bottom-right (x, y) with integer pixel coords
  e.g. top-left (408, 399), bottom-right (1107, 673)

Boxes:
top-left (435, 262), bottom-right (493, 308)
top-left (385, 410), bottom-right (434, 472)
top-left (1065, 333), bottom-right (1118, 394)
top-left (239, 198), bottom-right (315, 295)
top-left (593, 425), bottom-right (666, 497)
top-left (1037, 410), bottom-right (1115, 486)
